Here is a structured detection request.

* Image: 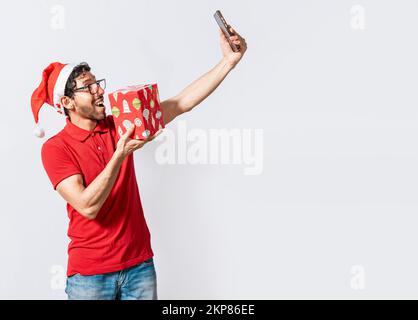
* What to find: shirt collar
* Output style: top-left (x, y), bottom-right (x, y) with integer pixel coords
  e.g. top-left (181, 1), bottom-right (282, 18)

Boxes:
top-left (64, 117), bottom-right (109, 142)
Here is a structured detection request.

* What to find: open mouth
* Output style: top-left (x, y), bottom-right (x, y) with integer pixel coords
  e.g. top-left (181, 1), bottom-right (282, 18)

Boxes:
top-left (94, 99), bottom-right (105, 108)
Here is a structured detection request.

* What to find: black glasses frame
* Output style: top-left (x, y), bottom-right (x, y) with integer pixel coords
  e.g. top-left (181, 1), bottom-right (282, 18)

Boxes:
top-left (73, 79), bottom-right (106, 95)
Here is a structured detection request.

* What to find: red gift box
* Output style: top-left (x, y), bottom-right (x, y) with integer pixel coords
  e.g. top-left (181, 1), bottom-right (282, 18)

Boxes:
top-left (107, 84), bottom-right (165, 140)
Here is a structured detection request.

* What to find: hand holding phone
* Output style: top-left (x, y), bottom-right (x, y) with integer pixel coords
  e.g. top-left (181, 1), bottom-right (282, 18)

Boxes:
top-left (214, 10), bottom-right (240, 52)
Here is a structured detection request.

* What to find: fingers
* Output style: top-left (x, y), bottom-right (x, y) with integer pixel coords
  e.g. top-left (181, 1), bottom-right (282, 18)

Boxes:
top-left (227, 27), bottom-right (246, 48)
top-left (126, 139), bottom-right (143, 149)
top-left (146, 129), bottom-right (164, 142)
top-left (220, 26), bottom-right (247, 49)
top-left (128, 129), bottom-right (164, 149)
top-left (229, 26), bottom-right (241, 38)
top-left (230, 37), bottom-right (246, 47)
top-left (122, 125), bottom-right (135, 140)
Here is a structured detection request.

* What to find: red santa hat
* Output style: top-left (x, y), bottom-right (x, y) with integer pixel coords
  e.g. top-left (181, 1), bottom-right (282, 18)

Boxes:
top-left (31, 62), bottom-right (76, 138)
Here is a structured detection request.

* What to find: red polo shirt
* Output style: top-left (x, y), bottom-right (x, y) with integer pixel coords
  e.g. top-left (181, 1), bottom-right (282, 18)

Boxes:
top-left (41, 115), bottom-right (154, 276)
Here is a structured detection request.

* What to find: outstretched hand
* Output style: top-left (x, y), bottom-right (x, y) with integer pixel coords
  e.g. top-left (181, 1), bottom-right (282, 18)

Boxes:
top-left (220, 26), bottom-right (247, 68)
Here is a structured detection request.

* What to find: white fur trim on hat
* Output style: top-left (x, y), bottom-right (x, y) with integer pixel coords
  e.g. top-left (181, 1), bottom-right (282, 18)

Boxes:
top-left (53, 63), bottom-right (76, 114)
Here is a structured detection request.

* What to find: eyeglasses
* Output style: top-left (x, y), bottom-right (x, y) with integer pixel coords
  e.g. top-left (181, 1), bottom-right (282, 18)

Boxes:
top-left (74, 79), bottom-right (106, 95)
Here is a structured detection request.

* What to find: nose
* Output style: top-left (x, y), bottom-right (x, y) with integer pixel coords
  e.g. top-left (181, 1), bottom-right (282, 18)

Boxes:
top-left (97, 85), bottom-right (105, 95)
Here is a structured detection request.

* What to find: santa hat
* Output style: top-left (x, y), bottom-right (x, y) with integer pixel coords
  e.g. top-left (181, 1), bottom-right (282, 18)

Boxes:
top-left (31, 62), bottom-right (76, 138)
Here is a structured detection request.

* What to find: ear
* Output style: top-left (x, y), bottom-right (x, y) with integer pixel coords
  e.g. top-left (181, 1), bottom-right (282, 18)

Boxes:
top-left (60, 96), bottom-right (75, 112)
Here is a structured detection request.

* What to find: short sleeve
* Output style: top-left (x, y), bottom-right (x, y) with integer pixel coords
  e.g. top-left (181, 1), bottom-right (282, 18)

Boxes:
top-left (41, 139), bottom-right (82, 190)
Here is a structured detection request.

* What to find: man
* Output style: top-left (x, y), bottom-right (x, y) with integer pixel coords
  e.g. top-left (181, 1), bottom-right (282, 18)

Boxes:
top-left (31, 27), bottom-right (247, 300)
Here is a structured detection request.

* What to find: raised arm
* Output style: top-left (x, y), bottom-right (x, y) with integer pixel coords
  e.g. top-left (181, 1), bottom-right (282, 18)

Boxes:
top-left (161, 26), bottom-right (247, 125)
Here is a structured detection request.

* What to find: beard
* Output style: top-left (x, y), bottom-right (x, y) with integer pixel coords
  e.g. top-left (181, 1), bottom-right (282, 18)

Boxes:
top-left (78, 104), bottom-right (106, 121)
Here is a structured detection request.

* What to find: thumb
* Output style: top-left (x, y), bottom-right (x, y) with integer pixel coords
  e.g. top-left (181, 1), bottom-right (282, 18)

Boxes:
top-left (122, 125), bottom-right (135, 139)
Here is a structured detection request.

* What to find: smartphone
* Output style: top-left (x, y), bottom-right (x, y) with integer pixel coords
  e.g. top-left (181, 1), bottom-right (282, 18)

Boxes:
top-left (214, 10), bottom-right (240, 52)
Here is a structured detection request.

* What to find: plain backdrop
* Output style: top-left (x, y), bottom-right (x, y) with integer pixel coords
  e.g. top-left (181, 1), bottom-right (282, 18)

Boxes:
top-left (1, 0), bottom-right (418, 299)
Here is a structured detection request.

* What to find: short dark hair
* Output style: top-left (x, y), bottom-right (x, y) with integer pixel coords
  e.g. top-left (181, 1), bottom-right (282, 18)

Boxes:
top-left (63, 62), bottom-right (91, 118)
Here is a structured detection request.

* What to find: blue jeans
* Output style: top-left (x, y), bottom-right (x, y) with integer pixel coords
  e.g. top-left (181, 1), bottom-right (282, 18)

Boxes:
top-left (65, 258), bottom-right (157, 300)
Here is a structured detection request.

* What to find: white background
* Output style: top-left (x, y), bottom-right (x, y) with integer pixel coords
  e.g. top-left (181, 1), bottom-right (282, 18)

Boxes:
top-left (1, 0), bottom-right (418, 299)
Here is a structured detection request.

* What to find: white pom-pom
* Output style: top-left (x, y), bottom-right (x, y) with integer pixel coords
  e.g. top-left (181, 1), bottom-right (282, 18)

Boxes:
top-left (34, 125), bottom-right (45, 138)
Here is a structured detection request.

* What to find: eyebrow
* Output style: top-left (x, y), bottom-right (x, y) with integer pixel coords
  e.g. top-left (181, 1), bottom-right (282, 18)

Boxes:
top-left (82, 77), bottom-right (97, 85)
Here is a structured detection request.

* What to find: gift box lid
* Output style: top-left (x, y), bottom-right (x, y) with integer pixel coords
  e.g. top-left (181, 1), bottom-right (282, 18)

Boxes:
top-left (111, 84), bottom-right (156, 94)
